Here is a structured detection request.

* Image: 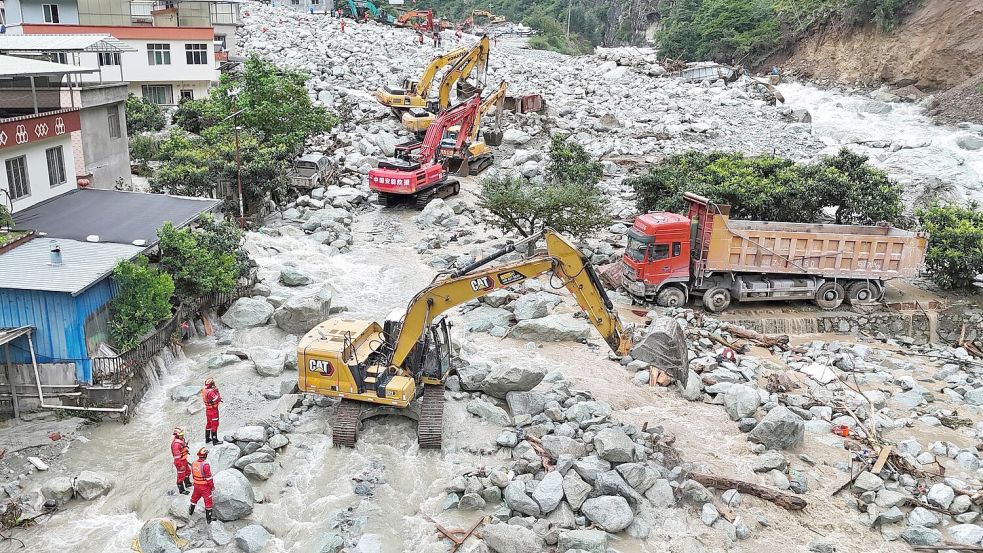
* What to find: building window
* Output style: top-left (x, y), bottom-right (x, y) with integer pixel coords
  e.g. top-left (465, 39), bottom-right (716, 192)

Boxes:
top-left (42, 4), bottom-right (60, 23)
top-left (179, 89), bottom-right (193, 100)
top-left (311, 0), bottom-right (320, 5)
top-left (107, 106), bottom-right (121, 139)
top-left (98, 52), bottom-right (121, 66)
top-left (291, 0), bottom-right (299, 5)
top-left (147, 43), bottom-right (171, 65)
top-left (141, 84), bottom-right (173, 105)
top-left (214, 34), bottom-right (227, 52)
top-left (46, 52), bottom-right (67, 64)
top-left (46, 146), bottom-right (66, 187)
top-left (5, 156), bottom-right (30, 200)
top-left (185, 43), bottom-right (208, 65)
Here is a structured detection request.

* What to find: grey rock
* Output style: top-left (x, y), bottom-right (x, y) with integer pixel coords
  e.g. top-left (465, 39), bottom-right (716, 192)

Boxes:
top-left (593, 428), bottom-right (635, 463)
top-left (558, 529), bottom-right (607, 553)
top-left (233, 426), bottom-right (267, 442)
top-left (73, 471), bottom-right (112, 500)
top-left (209, 443), bottom-right (242, 473)
top-left (41, 477), bottom-right (74, 505)
top-left (532, 471), bottom-right (564, 513)
top-left (467, 398), bottom-right (511, 426)
top-left (680, 479), bottom-right (714, 504)
top-left (507, 391), bottom-right (549, 417)
top-left (310, 532), bottom-right (344, 553)
top-left (747, 406), bottom-right (804, 450)
top-left (272, 288), bottom-right (332, 335)
top-left (581, 495), bottom-right (633, 532)
top-left (644, 479), bottom-right (675, 507)
top-left (875, 506), bottom-right (904, 524)
top-left (511, 313), bottom-right (591, 342)
top-left (681, 370), bottom-right (703, 401)
top-left (902, 525), bottom-right (942, 546)
top-left (355, 534), bottom-right (382, 553)
top-left (701, 502), bottom-right (719, 526)
top-left (852, 471), bottom-right (883, 493)
top-left (572, 455), bottom-right (611, 484)
top-left (170, 385), bottom-right (201, 402)
top-left (874, 489), bottom-right (906, 508)
top-left (615, 463), bottom-right (657, 492)
top-left (279, 266), bottom-right (312, 287)
top-left (724, 384), bottom-right (760, 421)
top-left (505, 481), bottom-right (541, 516)
top-left (221, 297), bottom-right (273, 329)
top-left (546, 500), bottom-right (576, 529)
top-left (243, 462), bottom-right (275, 481)
top-left (138, 519), bottom-right (182, 553)
top-left (457, 363), bottom-right (492, 392)
top-left (268, 434), bottom-right (288, 450)
top-left (459, 492), bottom-right (486, 510)
top-left (212, 469), bottom-right (255, 521)
top-left (541, 435), bottom-right (586, 459)
top-left (513, 292), bottom-right (559, 320)
top-left (593, 470), bottom-right (644, 507)
top-left (927, 483), bottom-right (955, 510)
top-left (956, 135), bottom-right (983, 151)
top-left (461, 306), bottom-right (513, 333)
top-left (562, 471), bottom-right (593, 510)
top-left (631, 316), bottom-right (688, 382)
top-left (948, 524), bottom-right (983, 545)
top-left (481, 523), bottom-right (543, 553)
top-left (234, 451), bottom-right (275, 469)
top-left (250, 347), bottom-right (286, 377)
top-left (234, 524), bottom-right (271, 553)
top-left (484, 365), bottom-right (546, 398)
top-left (209, 521), bottom-right (233, 546)
top-left (496, 430), bottom-right (519, 448)
top-left (909, 506), bottom-right (942, 527)
top-left (752, 451), bottom-right (787, 473)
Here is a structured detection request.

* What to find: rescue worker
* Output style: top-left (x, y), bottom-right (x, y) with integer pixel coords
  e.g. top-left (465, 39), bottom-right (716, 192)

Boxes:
top-left (171, 427), bottom-right (191, 495)
top-left (340, 18), bottom-right (346, 32)
top-left (202, 377), bottom-right (222, 445)
top-left (431, 30), bottom-right (438, 47)
top-left (188, 448), bottom-right (214, 523)
top-left (363, 11), bottom-right (369, 23)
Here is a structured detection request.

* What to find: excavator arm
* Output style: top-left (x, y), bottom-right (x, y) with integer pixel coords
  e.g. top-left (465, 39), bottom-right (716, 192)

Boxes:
top-left (436, 35), bottom-right (489, 110)
top-left (413, 46), bottom-right (469, 99)
top-left (388, 230), bottom-right (634, 371)
top-left (468, 80), bottom-right (506, 142)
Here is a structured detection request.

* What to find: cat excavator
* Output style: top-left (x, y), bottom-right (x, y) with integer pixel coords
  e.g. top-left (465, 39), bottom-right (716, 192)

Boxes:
top-left (373, 44), bottom-right (469, 113)
top-left (296, 229), bottom-right (635, 449)
top-left (401, 35), bottom-right (489, 133)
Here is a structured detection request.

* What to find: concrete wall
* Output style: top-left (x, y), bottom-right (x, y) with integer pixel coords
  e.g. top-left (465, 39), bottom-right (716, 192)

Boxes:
top-left (0, 135), bottom-right (77, 213)
top-left (77, 0), bottom-right (131, 25)
top-left (6, 0), bottom-right (81, 24)
top-left (78, 83), bottom-right (131, 188)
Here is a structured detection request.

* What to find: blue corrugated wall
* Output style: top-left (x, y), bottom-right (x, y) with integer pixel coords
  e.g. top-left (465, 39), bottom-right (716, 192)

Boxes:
top-left (0, 278), bottom-right (118, 383)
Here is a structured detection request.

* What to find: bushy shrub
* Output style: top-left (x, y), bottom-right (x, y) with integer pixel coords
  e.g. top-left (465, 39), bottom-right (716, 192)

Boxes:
top-left (916, 204), bottom-right (983, 290)
top-left (109, 256), bottom-right (175, 351)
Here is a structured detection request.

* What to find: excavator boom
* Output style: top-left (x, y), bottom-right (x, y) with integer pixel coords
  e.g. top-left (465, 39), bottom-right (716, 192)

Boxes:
top-left (387, 229), bottom-right (633, 369)
top-left (468, 80), bottom-right (506, 142)
top-left (374, 46), bottom-right (468, 110)
top-left (436, 35), bottom-right (489, 111)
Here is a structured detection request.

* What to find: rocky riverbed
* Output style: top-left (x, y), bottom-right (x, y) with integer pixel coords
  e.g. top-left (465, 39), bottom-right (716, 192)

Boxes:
top-left (2, 2), bottom-right (983, 552)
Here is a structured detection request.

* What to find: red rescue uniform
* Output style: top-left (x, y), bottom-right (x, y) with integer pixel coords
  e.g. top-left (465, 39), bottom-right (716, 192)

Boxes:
top-left (171, 436), bottom-right (190, 483)
top-left (190, 459), bottom-right (214, 509)
top-left (202, 387), bottom-right (222, 432)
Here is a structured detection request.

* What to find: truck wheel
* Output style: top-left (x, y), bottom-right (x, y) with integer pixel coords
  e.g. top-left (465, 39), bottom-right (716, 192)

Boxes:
top-left (846, 281), bottom-right (879, 305)
top-left (656, 287), bottom-right (686, 308)
top-left (702, 287), bottom-right (731, 313)
top-left (814, 282), bottom-right (845, 310)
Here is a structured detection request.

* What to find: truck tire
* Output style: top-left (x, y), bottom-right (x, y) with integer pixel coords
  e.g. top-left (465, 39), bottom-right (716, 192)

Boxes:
top-left (846, 281), bottom-right (880, 305)
top-left (656, 287), bottom-right (686, 308)
top-left (814, 282), bottom-right (845, 310)
top-left (702, 287), bottom-right (731, 313)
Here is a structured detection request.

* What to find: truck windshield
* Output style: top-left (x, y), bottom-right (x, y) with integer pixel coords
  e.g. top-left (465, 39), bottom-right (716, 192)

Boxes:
top-left (626, 238), bottom-right (647, 262)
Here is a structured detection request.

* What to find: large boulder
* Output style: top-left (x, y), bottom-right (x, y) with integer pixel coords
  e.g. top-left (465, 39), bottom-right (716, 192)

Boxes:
top-left (748, 406), bottom-right (804, 450)
top-left (513, 292), bottom-right (560, 321)
top-left (511, 314), bottom-right (591, 343)
top-left (630, 317), bottom-right (688, 382)
top-left (233, 426), bottom-right (268, 443)
top-left (563, 471), bottom-right (593, 510)
top-left (221, 297), bottom-right (273, 329)
top-left (73, 471), bottom-right (113, 500)
top-left (170, 385), bottom-right (201, 402)
top-left (593, 428), bottom-right (635, 463)
top-left (541, 435), bottom-right (586, 459)
top-left (41, 477), bottom-right (74, 505)
top-left (250, 347), bottom-right (286, 377)
top-left (138, 519), bottom-right (184, 553)
top-left (506, 391), bottom-right (549, 418)
top-left (481, 523), bottom-right (543, 553)
top-left (502, 129), bottom-right (532, 145)
top-left (457, 363), bottom-right (492, 391)
top-left (581, 496), bottom-right (634, 532)
top-left (558, 529), bottom-right (607, 553)
top-left (466, 398), bottom-right (512, 426)
top-left (532, 471), bottom-right (564, 513)
top-left (234, 524), bottom-right (272, 553)
top-left (279, 266), bottom-right (312, 287)
top-left (724, 385), bottom-right (760, 421)
top-left (209, 443), bottom-right (242, 473)
top-left (483, 364), bottom-right (546, 398)
top-left (212, 469), bottom-right (255, 521)
top-left (504, 481), bottom-right (541, 516)
top-left (460, 306), bottom-right (512, 333)
top-left (418, 199), bottom-right (455, 227)
top-left (272, 288), bottom-right (332, 335)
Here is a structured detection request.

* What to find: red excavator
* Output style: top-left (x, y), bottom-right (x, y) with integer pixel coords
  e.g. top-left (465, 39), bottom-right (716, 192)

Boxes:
top-left (368, 94), bottom-right (481, 207)
top-left (395, 9), bottom-right (451, 32)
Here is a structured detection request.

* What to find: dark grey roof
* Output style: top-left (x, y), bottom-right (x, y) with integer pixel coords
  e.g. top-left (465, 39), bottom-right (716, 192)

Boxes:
top-left (13, 189), bottom-right (222, 246)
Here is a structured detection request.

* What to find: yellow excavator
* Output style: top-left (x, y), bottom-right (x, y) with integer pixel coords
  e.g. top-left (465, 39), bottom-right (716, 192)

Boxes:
top-left (401, 35), bottom-right (490, 133)
top-left (373, 44), bottom-right (469, 113)
top-left (296, 229), bottom-right (635, 449)
top-left (441, 80), bottom-right (507, 176)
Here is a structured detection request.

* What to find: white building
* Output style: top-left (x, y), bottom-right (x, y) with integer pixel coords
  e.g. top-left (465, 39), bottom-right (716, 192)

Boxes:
top-left (0, 55), bottom-right (90, 212)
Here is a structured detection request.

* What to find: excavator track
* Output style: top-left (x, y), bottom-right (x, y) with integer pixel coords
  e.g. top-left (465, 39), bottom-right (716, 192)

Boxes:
top-left (417, 385), bottom-right (445, 449)
top-left (414, 178), bottom-right (460, 208)
top-left (333, 399), bottom-right (363, 448)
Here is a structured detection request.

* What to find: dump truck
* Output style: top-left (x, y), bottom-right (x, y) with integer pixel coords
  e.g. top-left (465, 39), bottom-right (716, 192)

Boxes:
top-left (621, 192), bottom-right (929, 313)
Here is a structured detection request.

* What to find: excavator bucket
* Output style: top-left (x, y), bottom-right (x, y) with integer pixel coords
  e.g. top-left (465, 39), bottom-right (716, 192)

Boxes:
top-left (630, 316), bottom-right (689, 384)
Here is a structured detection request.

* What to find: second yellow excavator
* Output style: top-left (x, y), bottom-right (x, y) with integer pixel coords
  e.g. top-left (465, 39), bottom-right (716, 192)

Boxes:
top-left (401, 35), bottom-right (490, 133)
top-left (296, 229), bottom-right (635, 449)
top-left (373, 44), bottom-right (468, 113)
top-left (440, 80), bottom-right (507, 176)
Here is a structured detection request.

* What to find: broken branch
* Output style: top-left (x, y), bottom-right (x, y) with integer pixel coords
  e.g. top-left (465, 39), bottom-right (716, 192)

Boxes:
top-left (687, 472), bottom-right (807, 511)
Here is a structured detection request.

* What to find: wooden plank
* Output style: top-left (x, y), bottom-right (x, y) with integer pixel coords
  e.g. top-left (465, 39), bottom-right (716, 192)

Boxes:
top-left (871, 445), bottom-right (892, 474)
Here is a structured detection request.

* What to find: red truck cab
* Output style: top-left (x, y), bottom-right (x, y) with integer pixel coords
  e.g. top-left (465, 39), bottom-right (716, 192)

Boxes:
top-left (622, 212), bottom-right (692, 306)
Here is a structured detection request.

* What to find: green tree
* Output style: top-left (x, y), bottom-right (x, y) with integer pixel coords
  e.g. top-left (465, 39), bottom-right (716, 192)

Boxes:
top-left (0, 204), bottom-right (13, 228)
top-left (195, 213), bottom-right (250, 279)
top-left (124, 93), bottom-right (166, 135)
top-left (172, 98), bottom-right (218, 135)
top-left (916, 204), bottom-right (983, 290)
top-left (108, 256), bottom-right (175, 351)
top-left (157, 222), bottom-right (238, 299)
top-left (479, 135), bottom-right (609, 238)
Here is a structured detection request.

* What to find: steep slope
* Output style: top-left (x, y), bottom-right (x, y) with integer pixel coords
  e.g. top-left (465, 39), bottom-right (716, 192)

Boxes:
top-left (781, 0), bottom-right (983, 91)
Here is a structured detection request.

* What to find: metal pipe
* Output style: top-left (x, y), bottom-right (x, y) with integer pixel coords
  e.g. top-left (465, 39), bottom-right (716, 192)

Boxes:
top-left (27, 332), bottom-right (129, 415)
top-left (0, 383), bottom-right (82, 389)
top-left (3, 343), bottom-right (19, 419)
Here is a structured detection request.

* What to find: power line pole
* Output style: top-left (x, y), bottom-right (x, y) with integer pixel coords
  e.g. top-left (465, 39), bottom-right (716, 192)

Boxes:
top-left (566, 0), bottom-right (571, 40)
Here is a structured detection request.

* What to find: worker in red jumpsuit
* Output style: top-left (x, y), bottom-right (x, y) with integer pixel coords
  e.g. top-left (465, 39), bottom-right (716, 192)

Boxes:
top-left (340, 18), bottom-right (346, 32)
top-left (363, 11), bottom-right (369, 23)
top-left (188, 448), bottom-right (214, 523)
top-left (202, 377), bottom-right (222, 445)
top-left (171, 427), bottom-right (191, 495)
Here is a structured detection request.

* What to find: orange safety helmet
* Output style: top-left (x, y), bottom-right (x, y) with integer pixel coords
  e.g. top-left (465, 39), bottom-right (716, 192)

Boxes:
top-left (173, 427), bottom-right (185, 437)
top-left (204, 377), bottom-right (215, 388)
top-left (197, 447), bottom-right (209, 459)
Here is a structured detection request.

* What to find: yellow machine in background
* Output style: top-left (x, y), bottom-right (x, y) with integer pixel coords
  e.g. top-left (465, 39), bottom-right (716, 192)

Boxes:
top-left (440, 80), bottom-right (507, 176)
top-left (402, 35), bottom-right (490, 133)
top-left (297, 229), bottom-right (634, 449)
top-left (374, 45), bottom-right (468, 112)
